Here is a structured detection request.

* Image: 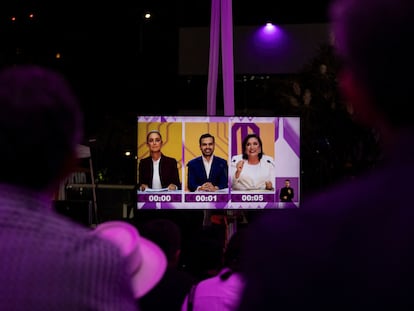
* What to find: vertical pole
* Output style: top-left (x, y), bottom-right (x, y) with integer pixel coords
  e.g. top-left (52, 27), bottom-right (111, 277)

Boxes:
top-left (221, 0), bottom-right (236, 240)
top-left (89, 157), bottom-right (98, 226)
top-left (221, 0), bottom-right (235, 116)
top-left (207, 0), bottom-right (220, 116)
top-left (206, 0), bottom-right (237, 242)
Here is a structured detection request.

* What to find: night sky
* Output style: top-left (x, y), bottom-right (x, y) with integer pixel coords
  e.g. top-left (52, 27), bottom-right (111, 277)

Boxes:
top-left (0, 1), bottom-right (332, 184)
top-left (0, 1), bottom-right (331, 114)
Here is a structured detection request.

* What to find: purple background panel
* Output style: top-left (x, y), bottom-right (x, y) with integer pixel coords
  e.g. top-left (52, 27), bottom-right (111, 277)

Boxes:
top-left (231, 193), bottom-right (275, 203)
top-left (185, 193), bottom-right (230, 203)
top-left (138, 193), bottom-right (182, 203)
top-left (283, 118), bottom-right (300, 157)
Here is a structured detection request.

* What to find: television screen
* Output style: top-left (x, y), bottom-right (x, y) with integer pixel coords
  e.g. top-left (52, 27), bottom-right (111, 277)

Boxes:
top-left (137, 116), bottom-right (300, 209)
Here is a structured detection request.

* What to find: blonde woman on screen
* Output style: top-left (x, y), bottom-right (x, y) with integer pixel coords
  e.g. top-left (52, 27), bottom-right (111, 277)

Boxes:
top-left (230, 133), bottom-right (275, 191)
top-left (138, 130), bottom-right (181, 191)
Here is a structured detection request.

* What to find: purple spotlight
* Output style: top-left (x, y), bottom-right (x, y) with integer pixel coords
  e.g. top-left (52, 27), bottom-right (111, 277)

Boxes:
top-left (237, 24), bottom-right (292, 73)
top-left (259, 23), bottom-right (281, 39)
top-left (253, 23), bottom-right (285, 48)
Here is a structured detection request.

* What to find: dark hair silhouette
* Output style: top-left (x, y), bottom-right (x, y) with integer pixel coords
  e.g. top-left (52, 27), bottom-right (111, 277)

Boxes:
top-left (220, 230), bottom-right (245, 281)
top-left (199, 133), bottom-right (215, 145)
top-left (242, 133), bottom-right (264, 160)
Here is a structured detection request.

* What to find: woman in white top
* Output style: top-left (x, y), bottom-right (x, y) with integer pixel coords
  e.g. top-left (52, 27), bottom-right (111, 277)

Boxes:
top-left (230, 133), bottom-right (275, 191)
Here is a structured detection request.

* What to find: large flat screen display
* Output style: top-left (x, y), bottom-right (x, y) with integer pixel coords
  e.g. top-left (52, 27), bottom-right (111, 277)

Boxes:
top-left (137, 116), bottom-right (300, 209)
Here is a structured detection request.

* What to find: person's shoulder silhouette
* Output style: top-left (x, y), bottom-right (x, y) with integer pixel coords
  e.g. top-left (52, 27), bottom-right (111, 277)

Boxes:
top-left (0, 65), bottom-right (138, 310)
top-left (237, 0), bottom-right (414, 310)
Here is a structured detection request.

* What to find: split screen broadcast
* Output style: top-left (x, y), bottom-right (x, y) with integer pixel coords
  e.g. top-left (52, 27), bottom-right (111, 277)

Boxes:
top-left (137, 116), bottom-right (300, 209)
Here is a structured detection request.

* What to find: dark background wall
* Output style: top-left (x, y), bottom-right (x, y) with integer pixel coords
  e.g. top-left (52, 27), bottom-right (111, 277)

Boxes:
top-left (179, 24), bottom-right (330, 75)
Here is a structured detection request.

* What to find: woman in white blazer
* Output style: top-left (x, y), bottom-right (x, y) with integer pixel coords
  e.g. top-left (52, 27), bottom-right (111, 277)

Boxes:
top-left (230, 133), bottom-right (275, 191)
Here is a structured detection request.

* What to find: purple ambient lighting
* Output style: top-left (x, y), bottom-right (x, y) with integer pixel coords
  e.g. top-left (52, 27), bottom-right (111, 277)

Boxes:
top-left (255, 23), bottom-right (284, 46)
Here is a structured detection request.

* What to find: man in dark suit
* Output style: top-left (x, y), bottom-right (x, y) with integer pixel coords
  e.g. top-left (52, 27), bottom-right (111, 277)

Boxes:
top-left (138, 130), bottom-right (181, 191)
top-left (279, 179), bottom-right (294, 202)
top-left (187, 133), bottom-right (228, 192)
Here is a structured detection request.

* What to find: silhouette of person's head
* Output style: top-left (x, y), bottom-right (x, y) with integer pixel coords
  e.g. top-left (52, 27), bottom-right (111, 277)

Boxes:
top-left (140, 218), bottom-right (182, 268)
top-left (0, 65), bottom-right (83, 192)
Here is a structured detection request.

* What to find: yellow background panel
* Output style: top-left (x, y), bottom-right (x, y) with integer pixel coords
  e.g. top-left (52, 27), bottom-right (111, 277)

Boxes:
top-left (231, 122), bottom-right (274, 158)
top-left (137, 122), bottom-right (183, 183)
top-left (184, 122), bottom-right (229, 191)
